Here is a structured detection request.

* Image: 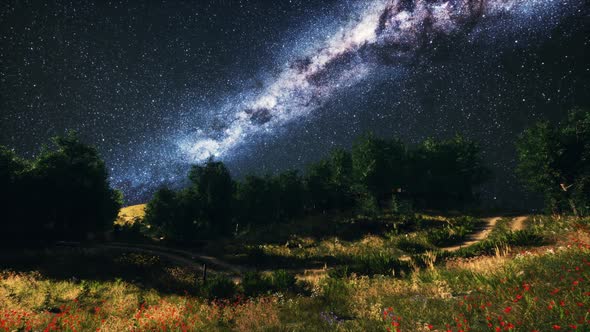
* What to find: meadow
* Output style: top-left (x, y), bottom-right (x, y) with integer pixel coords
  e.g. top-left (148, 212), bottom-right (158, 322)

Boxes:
top-left (1, 210), bottom-right (589, 331)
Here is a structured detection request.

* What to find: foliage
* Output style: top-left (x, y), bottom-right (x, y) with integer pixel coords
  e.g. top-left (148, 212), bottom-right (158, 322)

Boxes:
top-left (241, 270), bottom-right (297, 296)
top-left (407, 135), bottom-right (491, 209)
top-left (200, 275), bottom-right (237, 300)
top-left (142, 134), bottom-right (490, 242)
top-left (0, 133), bottom-right (122, 243)
top-left (516, 109), bottom-right (590, 216)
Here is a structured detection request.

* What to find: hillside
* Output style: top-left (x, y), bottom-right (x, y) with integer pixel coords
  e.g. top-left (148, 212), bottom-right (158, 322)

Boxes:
top-left (1, 211), bottom-right (588, 331)
top-left (115, 204), bottom-right (147, 226)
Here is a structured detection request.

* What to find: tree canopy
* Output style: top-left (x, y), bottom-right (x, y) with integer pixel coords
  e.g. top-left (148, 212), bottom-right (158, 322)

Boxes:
top-left (516, 109), bottom-right (590, 216)
top-left (144, 134), bottom-right (491, 242)
top-left (0, 133), bottom-right (122, 244)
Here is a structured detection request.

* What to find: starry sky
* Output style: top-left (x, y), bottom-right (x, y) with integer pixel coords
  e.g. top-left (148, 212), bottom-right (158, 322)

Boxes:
top-left (1, 0), bottom-right (589, 207)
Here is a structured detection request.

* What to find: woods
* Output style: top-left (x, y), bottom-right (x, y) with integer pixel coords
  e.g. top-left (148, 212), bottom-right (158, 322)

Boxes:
top-left (1, 110), bottom-right (587, 245)
top-left (142, 134), bottom-right (491, 242)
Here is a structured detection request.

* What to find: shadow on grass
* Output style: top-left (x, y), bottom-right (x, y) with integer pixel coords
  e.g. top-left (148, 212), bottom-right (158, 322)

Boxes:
top-left (0, 246), bottom-right (202, 296)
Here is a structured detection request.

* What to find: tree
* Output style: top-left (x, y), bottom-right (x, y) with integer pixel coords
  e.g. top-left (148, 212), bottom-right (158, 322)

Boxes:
top-left (188, 159), bottom-right (235, 235)
top-left (0, 133), bottom-right (122, 243)
top-left (328, 149), bottom-right (355, 210)
top-left (276, 170), bottom-right (305, 220)
top-left (236, 175), bottom-right (276, 228)
top-left (408, 135), bottom-right (490, 209)
top-left (352, 134), bottom-right (407, 207)
top-left (143, 187), bottom-right (181, 239)
top-left (304, 160), bottom-right (334, 212)
top-left (29, 133), bottom-right (122, 239)
top-left (516, 109), bottom-right (590, 216)
top-left (0, 147), bottom-right (31, 240)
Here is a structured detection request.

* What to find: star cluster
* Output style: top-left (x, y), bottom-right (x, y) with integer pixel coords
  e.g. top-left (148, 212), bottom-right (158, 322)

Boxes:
top-left (1, 0), bottom-right (588, 205)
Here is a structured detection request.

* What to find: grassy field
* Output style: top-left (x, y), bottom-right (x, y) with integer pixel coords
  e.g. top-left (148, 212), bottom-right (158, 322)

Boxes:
top-left (1, 212), bottom-right (589, 331)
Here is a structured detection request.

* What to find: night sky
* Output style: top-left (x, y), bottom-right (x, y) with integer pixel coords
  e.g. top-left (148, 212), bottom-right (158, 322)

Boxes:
top-left (1, 0), bottom-right (589, 206)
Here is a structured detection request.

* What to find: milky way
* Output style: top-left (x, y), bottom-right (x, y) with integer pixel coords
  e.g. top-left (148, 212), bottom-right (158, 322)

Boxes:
top-left (1, 0), bottom-right (588, 204)
top-left (176, 0), bottom-right (575, 163)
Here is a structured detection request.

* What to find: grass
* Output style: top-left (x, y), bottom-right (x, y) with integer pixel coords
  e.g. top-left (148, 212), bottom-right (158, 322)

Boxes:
top-left (2, 213), bottom-right (589, 331)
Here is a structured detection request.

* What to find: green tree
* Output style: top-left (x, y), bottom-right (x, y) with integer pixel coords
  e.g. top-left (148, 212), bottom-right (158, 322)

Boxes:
top-left (143, 187), bottom-right (181, 239)
top-left (0, 147), bottom-right (31, 240)
top-left (236, 175), bottom-right (276, 227)
top-left (516, 109), bottom-right (590, 216)
top-left (304, 160), bottom-right (334, 212)
top-left (408, 135), bottom-right (490, 209)
top-left (276, 170), bottom-right (305, 220)
top-left (328, 149), bottom-right (355, 210)
top-left (188, 159), bottom-right (235, 235)
top-left (30, 133), bottom-right (122, 239)
top-left (351, 134), bottom-right (407, 207)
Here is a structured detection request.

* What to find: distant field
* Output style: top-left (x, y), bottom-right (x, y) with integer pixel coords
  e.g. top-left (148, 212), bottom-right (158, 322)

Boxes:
top-left (115, 204), bottom-right (146, 225)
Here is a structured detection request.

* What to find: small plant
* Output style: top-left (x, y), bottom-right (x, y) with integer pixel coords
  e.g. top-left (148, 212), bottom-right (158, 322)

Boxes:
top-left (320, 277), bottom-right (350, 315)
top-left (241, 272), bottom-right (273, 296)
top-left (201, 275), bottom-right (237, 299)
top-left (270, 269), bottom-right (296, 292)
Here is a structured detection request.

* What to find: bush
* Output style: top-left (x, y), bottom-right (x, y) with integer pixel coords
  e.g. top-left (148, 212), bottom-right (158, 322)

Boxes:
top-left (427, 226), bottom-right (468, 247)
top-left (391, 196), bottom-right (413, 215)
top-left (357, 193), bottom-right (379, 217)
top-left (241, 272), bottom-right (273, 296)
top-left (270, 269), bottom-right (296, 292)
top-left (201, 275), bottom-right (237, 299)
top-left (396, 236), bottom-right (432, 254)
top-left (241, 270), bottom-right (297, 296)
top-left (353, 252), bottom-right (410, 277)
top-left (320, 277), bottom-right (350, 314)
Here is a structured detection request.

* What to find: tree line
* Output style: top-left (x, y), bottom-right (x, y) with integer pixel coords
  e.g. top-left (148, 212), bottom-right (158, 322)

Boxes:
top-left (0, 109), bottom-right (587, 245)
top-left (143, 134), bottom-right (492, 241)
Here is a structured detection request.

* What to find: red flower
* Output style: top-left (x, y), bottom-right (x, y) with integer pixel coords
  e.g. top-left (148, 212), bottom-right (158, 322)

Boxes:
top-left (428, 324), bottom-right (434, 330)
top-left (504, 307), bottom-right (512, 313)
top-left (553, 325), bottom-right (561, 330)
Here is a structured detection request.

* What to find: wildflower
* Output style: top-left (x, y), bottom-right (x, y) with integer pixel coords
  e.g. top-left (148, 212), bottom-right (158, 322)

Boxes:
top-left (553, 324), bottom-right (561, 329)
top-left (504, 306), bottom-right (512, 313)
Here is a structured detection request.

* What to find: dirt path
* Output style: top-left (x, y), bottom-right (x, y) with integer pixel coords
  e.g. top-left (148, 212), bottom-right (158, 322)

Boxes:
top-left (511, 216), bottom-right (528, 231)
top-left (97, 242), bottom-right (249, 275)
top-left (442, 217), bottom-right (501, 252)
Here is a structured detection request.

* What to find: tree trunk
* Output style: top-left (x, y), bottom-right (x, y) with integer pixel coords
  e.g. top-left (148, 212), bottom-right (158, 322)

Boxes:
top-left (568, 198), bottom-right (580, 218)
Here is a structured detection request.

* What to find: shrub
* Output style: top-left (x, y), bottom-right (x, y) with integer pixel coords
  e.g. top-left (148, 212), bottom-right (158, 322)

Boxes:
top-left (357, 193), bottom-right (380, 217)
top-left (391, 196), bottom-right (413, 215)
top-left (270, 269), bottom-right (296, 292)
top-left (353, 252), bottom-right (410, 277)
top-left (241, 272), bottom-right (273, 297)
top-left (320, 277), bottom-right (350, 314)
top-left (396, 236), bottom-right (432, 254)
top-left (201, 275), bottom-right (237, 299)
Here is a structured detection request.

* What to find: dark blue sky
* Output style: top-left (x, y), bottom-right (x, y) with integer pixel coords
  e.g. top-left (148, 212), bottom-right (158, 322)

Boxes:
top-left (1, 0), bottom-right (588, 206)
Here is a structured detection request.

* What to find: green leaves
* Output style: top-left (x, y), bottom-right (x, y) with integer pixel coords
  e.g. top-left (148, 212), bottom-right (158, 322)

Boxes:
top-left (516, 109), bottom-right (590, 216)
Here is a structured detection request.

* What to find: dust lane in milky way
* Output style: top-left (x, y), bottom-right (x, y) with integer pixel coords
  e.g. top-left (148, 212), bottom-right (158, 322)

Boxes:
top-left (175, 0), bottom-right (573, 163)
